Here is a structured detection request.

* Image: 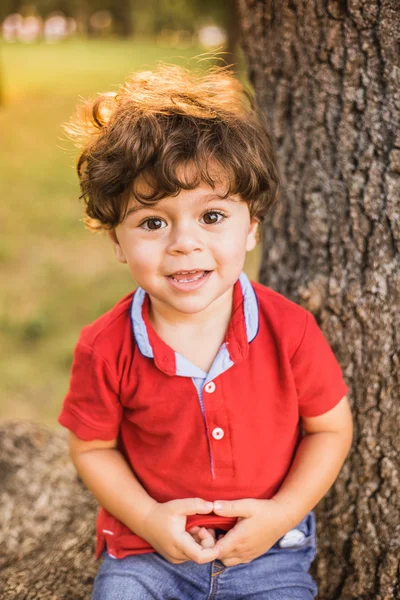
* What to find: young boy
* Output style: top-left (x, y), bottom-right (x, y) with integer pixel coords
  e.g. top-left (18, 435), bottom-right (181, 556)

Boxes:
top-left (58, 63), bottom-right (353, 599)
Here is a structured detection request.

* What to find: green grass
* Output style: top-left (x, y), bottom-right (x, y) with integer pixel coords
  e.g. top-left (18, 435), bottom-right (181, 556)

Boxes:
top-left (0, 38), bottom-right (260, 428)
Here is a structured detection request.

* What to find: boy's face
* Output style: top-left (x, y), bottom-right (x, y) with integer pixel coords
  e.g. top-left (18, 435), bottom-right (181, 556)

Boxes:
top-left (108, 166), bottom-right (258, 320)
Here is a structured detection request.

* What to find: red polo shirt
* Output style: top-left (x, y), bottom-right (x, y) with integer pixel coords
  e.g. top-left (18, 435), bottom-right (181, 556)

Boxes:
top-left (57, 273), bottom-right (348, 560)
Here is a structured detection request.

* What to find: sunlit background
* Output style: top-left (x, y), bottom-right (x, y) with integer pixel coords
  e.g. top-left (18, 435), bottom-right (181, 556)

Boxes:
top-left (0, 1), bottom-right (260, 428)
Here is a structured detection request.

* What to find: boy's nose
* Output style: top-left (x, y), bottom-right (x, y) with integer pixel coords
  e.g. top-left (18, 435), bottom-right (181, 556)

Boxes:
top-left (166, 225), bottom-right (205, 255)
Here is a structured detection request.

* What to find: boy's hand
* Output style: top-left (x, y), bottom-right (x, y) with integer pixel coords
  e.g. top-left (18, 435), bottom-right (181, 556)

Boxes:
top-left (212, 498), bottom-right (293, 566)
top-left (138, 498), bottom-right (221, 564)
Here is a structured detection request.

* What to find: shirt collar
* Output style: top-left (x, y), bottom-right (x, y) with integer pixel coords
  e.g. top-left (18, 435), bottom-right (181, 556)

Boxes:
top-left (130, 272), bottom-right (259, 376)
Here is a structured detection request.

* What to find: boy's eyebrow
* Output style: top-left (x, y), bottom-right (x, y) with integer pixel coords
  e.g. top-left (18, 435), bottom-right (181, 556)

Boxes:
top-left (124, 194), bottom-right (236, 217)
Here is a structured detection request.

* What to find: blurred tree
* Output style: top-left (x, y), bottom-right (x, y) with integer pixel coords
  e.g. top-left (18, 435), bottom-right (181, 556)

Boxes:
top-left (0, 0), bottom-right (21, 21)
top-left (0, 2), bottom-right (9, 20)
top-left (0, 50), bottom-right (2, 106)
top-left (132, 0), bottom-right (240, 68)
top-left (0, 0), bottom-right (81, 20)
top-left (237, 1), bottom-right (400, 598)
top-left (0, 0), bottom-right (240, 65)
top-left (0, 0), bottom-right (133, 34)
top-left (192, 0), bottom-right (240, 70)
top-left (109, 0), bottom-right (133, 37)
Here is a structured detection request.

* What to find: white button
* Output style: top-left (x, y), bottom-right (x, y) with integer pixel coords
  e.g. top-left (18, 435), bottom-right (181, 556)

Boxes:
top-left (278, 529), bottom-right (306, 548)
top-left (205, 381), bottom-right (216, 393)
top-left (212, 427), bottom-right (224, 440)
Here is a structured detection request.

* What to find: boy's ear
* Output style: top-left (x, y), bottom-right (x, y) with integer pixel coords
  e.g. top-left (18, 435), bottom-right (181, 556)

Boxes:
top-left (107, 229), bottom-right (128, 264)
top-left (246, 218), bottom-right (259, 252)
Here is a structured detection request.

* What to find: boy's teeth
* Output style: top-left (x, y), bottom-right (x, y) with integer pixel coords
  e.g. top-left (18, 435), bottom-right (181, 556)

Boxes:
top-left (171, 270), bottom-right (206, 282)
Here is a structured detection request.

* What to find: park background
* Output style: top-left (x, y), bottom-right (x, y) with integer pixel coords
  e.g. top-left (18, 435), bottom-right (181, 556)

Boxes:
top-left (1, 2), bottom-right (399, 599)
top-left (0, 0), bottom-right (400, 600)
top-left (0, 0), bottom-right (258, 428)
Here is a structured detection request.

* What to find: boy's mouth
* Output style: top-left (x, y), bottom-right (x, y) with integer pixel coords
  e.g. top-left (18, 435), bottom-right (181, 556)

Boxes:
top-left (168, 270), bottom-right (210, 283)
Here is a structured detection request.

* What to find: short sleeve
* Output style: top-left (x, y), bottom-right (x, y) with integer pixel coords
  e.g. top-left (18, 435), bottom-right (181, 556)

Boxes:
top-left (291, 311), bottom-right (349, 418)
top-left (58, 342), bottom-right (122, 440)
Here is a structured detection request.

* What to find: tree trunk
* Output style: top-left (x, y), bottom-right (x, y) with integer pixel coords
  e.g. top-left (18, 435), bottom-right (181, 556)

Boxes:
top-left (237, 1), bottom-right (400, 599)
top-left (0, 421), bottom-right (98, 599)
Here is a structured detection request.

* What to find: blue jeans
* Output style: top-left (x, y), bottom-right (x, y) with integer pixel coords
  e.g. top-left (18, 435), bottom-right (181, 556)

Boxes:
top-left (91, 511), bottom-right (318, 600)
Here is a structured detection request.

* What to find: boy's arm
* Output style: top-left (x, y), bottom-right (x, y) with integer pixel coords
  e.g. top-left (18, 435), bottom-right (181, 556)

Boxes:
top-left (68, 432), bottom-right (220, 564)
top-left (212, 395), bottom-right (353, 565)
top-left (269, 394), bottom-right (353, 525)
top-left (68, 432), bottom-right (156, 534)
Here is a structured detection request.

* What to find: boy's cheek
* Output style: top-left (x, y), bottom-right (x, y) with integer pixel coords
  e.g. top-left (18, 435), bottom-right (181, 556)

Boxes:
top-left (223, 240), bottom-right (252, 266)
top-left (123, 246), bottom-right (159, 273)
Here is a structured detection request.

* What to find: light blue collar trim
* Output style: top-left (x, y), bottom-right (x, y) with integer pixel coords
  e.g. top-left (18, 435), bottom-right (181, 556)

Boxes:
top-left (176, 354), bottom-right (207, 378)
top-left (204, 343), bottom-right (234, 385)
top-left (130, 271), bottom-right (259, 365)
top-left (131, 286), bottom-right (153, 358)
top-left (238, 271), bottom-right (258, 343)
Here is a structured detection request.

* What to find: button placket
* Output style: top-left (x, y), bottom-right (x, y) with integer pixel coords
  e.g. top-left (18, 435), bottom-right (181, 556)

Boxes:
top-left (201, 377), bottom-right (234, 476)
top-left (204, 382), bottom-right (225, 442)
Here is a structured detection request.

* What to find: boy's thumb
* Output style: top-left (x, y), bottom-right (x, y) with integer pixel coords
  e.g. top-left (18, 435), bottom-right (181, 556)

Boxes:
top-left (174, 498), bottom-right (214, 515)
top-left (213, 500), bottom-right (250, 517)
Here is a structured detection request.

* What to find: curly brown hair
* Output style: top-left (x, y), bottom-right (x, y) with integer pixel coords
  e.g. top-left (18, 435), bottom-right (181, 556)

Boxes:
top-left (63, 62), bottom-right (280, 232)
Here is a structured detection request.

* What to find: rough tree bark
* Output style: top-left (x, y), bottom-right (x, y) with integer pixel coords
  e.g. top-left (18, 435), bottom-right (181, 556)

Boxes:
top-left (0, 421), bottom-right (98, 599)
top-left (237, 1), bottom-right (400, 599)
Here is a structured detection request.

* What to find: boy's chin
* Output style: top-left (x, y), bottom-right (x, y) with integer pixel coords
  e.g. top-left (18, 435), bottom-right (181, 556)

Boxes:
top-left (166, 297), bottom-right (217, 314)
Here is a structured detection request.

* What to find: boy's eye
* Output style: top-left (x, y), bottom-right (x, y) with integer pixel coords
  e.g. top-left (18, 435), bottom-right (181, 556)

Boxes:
top-left (201, 211), bottom-right (226, 225)
top-left (140, 217), bottom-right (166, 231)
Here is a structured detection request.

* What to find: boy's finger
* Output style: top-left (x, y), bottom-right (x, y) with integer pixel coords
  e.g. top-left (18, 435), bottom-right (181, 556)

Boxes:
top-left (173, 498), bottom-right (214, 516)
top-left (188, 530), bottom-right (201, 544)
top-left (207, 528), bottom-right (216, 539)
top-left (213, 499), bottom-right (253, 517)
top-left (198, 527), bottom-right (214, 540)
top-left (214, 528), bottom-right (238, 556)
top-left (178, 532), bottom-right (220, 564)
top-left (188, 527), bottom-right (216, 546)
top-left (200, 536), bottom-right (216, 549)
top-left (198, 527), bottom-right (216, 549)
top-left (188, 526), bottom-right (201, 535)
